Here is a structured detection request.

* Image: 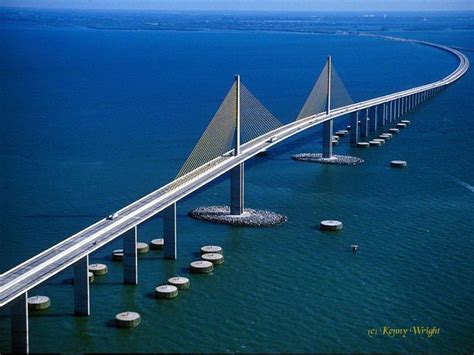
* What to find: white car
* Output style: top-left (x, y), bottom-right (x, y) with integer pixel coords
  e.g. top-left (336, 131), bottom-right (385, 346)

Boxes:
top-left (107, 212), bottom-right (118, 220)
top-left (267, 136), bottom-right (278, 143)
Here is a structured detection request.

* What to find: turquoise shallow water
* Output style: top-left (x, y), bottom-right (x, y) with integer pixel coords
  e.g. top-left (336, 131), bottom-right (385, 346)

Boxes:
top-left (1, 15), bottom-right (473, 352)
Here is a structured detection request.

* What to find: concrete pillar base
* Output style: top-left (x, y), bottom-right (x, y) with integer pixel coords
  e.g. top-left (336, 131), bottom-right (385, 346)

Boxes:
top-left (11, 292), bottom-right (29, 354)
top-left (322, 119), bottom-right (333, 158)
top-left (123, 227), bottom-right (138, 284)
top-left (230, 163), bottom-right (244, 215)
top-left (164, 203), bottom-right (177, 260)
top-left (74, 255), bottom-right (90, 315)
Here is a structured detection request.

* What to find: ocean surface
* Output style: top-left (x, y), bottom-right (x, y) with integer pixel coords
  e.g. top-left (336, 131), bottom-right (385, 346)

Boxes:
top-left (0, 10), bottom-right (473, 352)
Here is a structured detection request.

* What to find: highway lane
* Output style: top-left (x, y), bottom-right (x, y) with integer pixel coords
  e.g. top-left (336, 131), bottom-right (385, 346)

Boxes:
top-left (0, 36), bottom-right (469, 307)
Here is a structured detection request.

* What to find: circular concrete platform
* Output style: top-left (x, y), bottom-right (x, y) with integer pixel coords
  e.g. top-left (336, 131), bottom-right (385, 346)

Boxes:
top-left (115, 311), bottom-right (141, 328)
top-left (190, 260), bottom-right (214, 274)
top-left (357, 142), bottom-right (370, 148)
top-left (320, 220), bottom-right (343, 231)
top-left (369, 140), bottom-right (382, 147)
top-left (335, 130), bottom-right (349, 137)
top-left (201, 253), bottom-right (224, 265)
top-left (168, 276), bottom-right (190, 290)
top-left (89, 263), bottom-right (108, 276)
top-left (137, 242), bottom-right (149, 254)
top-left (200, 245), bottom-right (223, 255)
top-left (389, 128), bottom-right (400, 134)
top-left (155, 285), bottom-right (179, 299)
top-left (373, 138), bottom-right (386, 145)
top-left (150, 238), bottom-right (164, 250)
top-left (112, 249), bottom-right (123, 261)
top-left (390, 160), bottom-right (407, 168)
top-left (28, 296), bottom-right (51, 310)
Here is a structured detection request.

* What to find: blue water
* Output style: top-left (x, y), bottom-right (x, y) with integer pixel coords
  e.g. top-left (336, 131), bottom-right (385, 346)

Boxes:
top-left (1, 13), bottom-right (473, 352)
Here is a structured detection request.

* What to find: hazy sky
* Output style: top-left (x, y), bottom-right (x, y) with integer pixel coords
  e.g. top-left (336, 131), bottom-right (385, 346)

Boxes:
top-left (2, 0), bottom-right (473, 11)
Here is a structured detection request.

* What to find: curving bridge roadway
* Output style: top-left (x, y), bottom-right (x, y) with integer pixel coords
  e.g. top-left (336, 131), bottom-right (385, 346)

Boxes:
top-left (0, 35), bottom-right (469, 317)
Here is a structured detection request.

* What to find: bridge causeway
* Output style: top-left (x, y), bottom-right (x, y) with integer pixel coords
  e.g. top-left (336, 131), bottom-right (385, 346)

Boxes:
top-left (0, 35), bottom-right (469, 353)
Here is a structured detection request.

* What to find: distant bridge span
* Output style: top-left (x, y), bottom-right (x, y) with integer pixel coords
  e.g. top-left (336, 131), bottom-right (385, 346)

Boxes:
top-left (0, 35), bottom-right (469, 353)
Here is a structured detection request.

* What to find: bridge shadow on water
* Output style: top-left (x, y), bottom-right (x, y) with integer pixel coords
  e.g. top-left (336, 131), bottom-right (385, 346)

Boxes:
top-left (29, 312), bottom-right (76, 318)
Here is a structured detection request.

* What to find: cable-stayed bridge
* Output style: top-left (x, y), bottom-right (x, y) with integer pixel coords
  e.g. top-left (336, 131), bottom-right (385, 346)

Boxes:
top-left (0, 35), bottom-right (469, 353)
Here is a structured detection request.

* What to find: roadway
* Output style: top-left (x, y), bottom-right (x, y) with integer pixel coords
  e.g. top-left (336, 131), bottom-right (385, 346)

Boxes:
top-left (0, 36), bottom-right (469, 307)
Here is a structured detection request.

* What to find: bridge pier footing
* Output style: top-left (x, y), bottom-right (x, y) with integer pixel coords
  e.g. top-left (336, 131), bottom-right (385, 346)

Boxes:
top-left (11, 292), bottom-right (29, 354)
top-left (322, 119), bottom-right (333, 158)
top-left (163, 203), bottom-right (177, 259)
top-left (123, 226), bottom-right (138, 284)
top-left (350, 111), bottom-right (359, 145)
top-left (74, 255), bottom-right (90, 315)
top-left (230, 163), bottom-right (244, 215)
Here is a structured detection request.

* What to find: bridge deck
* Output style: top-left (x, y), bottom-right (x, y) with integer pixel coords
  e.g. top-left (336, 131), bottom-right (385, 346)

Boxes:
top-left (0, 37), bottom-right (469, 307)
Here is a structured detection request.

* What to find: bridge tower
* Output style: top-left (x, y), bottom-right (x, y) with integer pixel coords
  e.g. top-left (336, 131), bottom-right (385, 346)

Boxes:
top-left (231, 74), bottom-right (245, 215)
top-left (322, 56), bottom-right (333, 158)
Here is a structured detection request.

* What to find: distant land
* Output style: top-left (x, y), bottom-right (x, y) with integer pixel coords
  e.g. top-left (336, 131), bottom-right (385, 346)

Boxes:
top-left (1, 8), bottom-right (473, 33)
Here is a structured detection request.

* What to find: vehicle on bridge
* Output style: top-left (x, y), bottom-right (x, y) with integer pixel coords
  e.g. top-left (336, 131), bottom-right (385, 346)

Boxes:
top-left (107, 212), bottom-right (118, 220)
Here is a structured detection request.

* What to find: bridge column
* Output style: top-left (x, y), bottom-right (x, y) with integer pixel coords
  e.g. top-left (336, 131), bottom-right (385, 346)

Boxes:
top-left (322, 119), bottom-right (333, 158)
top-left (322, 56), bottom-right (333, 159)
top-left (369, 106), bottom-right (377, 132)
top-left (360, 109), bottom-right (369, 138)
top-left (230, 163), bottom-right (244, 215)
top-left (11, 292), bottom-right (29, 354)
top-left (389, 101), bottom-right (393, 123)
top-left (397, 99), bottom-right (401, 118)
top-left (381, 103), bottom-right (387, 126)
top-left (163, 203), bottom-right (177, 259)
top-left (123, 226), bottom-right (138, 284)
top-left (74, 255), bottom-right (90, 315)
top-left (350, 111), bottom-right (359, 145)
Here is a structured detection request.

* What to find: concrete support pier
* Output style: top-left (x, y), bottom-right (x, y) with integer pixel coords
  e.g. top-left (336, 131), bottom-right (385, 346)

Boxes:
top-left (369, 106), bottom-right (377, 132)
top-left (74, 255), bottom-right (90, 315)
top-left (11, 292), bottom-right (29, 353)
top-left (322, 119), bottom-right (333, 158)
top-left (389, 101), bottom-right (394, 123)
top-left (323, 56), bottom-right (333, 158)
top-left (123, 226), bottom-right (138, 284)
top-left (381, 103), bottom-right (387, 126)
top-left (350, 111), bottom-right (359, 145)
top-left (360, 109), bottom-right (369, 138)
top-left (230, 163), bottom-right (245, 215)
top-left (164, 203), bottom-right (177, 260)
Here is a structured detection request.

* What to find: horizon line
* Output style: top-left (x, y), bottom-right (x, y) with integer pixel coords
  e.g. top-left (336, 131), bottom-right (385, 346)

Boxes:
top-left (2, 6), bottom-right (474, 13)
